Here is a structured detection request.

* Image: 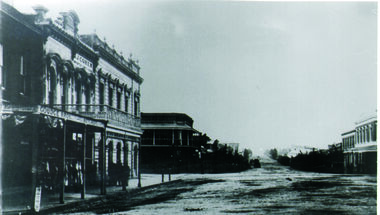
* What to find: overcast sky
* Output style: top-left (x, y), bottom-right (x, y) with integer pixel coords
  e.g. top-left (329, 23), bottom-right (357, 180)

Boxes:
top-left (11, 0), bottom-right (377, 155)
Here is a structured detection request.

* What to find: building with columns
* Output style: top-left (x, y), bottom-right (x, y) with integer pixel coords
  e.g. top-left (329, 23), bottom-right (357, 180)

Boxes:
top-left (342, 114), bottom-right (377, 174)
top-left (0, 2), bottom-right (143, 212)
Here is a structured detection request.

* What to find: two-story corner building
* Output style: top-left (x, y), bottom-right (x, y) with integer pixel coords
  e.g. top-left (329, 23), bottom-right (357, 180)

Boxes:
top-left (140, 112), bottom-right (202, 173)
top-left (0, 2), bottom-right (143, 212)
top-left (342, 114), bottom-right (377, 174)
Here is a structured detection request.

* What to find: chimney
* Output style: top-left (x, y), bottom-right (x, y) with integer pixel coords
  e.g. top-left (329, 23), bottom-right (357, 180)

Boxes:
top-left (32, 5), bottom-right (48, 23)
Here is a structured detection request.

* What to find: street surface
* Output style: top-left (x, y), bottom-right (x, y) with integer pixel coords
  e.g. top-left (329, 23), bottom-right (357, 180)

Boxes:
top-left (43, 159), bottom-right (377, 214)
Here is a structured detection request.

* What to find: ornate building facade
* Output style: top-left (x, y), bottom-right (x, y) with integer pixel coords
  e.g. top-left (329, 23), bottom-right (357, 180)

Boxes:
top-left (0, 2), bottom-right (143, 212)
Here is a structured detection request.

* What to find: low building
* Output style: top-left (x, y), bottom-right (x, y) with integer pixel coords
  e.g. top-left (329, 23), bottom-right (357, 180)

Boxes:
top-left (140, 113), bottom-right (201, 173)
top-left (342, 114), bottom-right (377, 173)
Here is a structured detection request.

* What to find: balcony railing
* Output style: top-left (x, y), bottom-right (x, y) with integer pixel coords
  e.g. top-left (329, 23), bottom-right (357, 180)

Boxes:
top-left (52, 104), bottom-right (141, 130)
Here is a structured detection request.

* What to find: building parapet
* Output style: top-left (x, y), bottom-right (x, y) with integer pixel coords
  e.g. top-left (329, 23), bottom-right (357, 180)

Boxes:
top-left (355, 114), bottom-right (377, 127)
top-left (80, 34), bottom-right (143, 84)
top-left (31, 5), bottom-right (142, 83)
top-left (341, 129), bottom-right (356, 137)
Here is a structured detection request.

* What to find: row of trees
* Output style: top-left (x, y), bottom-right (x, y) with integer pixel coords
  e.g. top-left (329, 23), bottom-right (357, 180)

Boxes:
top-left (198, 140), bottom-right (256, 173)
top-left (268, 147), bottom-right (344, 173)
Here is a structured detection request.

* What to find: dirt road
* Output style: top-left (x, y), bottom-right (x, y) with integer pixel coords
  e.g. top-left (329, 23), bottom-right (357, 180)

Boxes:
top-left (39, 160), bottom-right (377, 214)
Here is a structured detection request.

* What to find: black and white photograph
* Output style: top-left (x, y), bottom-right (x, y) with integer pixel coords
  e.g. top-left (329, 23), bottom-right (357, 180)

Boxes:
top-left (0, 0), bottom-right (377, 214)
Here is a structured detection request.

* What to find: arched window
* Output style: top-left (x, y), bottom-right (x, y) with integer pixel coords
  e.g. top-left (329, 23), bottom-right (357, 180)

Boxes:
top-left (134, 95), bottom-right (139, 117)
top-left (19, 56), bottom-right (26, 95)
top-left (85, 84), bottom-right (91, 111)
top-left (61, 65), bottom-right (71, 109)
top-left (48, 64), bottom-right (57, 105)
top-left (124, 90), bottom-right (130, 113)
top-left (75, 72), bottom-right (82, 106)
top-left (117, 90), bottom-right (121, 110)
top-left (99, 82), bottom-right (104, 105)
top-left (108, 83), bottom-right (114, 107)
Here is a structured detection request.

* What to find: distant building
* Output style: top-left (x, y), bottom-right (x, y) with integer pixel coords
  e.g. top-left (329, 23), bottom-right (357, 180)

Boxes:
top-left (0, 2), bottom-right (143, 212)
top-left (286, 146), bottom-right (314, 157)
top-left (140, 113), bottom-right (201, 173)
top-left (341, 114), bottom-right (377, 173)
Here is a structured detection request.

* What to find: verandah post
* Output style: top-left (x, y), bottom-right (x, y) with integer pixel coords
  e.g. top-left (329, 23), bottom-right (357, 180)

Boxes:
top-left (60, 120), bottom-right (66, 204)
top-left (81, 125), bottom-right (87, 199)
top-left (100, 129), bottom-right (106, 195)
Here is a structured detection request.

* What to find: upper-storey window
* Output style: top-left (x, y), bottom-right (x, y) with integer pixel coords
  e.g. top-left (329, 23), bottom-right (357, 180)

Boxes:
top-left (372, 122), bottom-right (377, 141)
top-left (362, 130), bottom-right (365, 143)
top-left (366, 126), bottom-right (370, 142)
top-left (75, 76), bottom-right (82, 105)
top-left (0, 44), bottom-right (4, 89)
top-left (117, 88), bottom-right (121, 110)
top-left (356, 130), bottom-right (360, 144)
top-left (99, 82), bottom-right (104, 107)
top-left (48, 65), bottom-right (57, 105)
top-left (350, 136), bottom-right (354, 148)
top-left (125, 95), bottom-right (129, 113)
top-left (362, 128), bottom-right (366, 143)
top-left (19, 56), bottom-right (26, 95)
top-left (134, 95), bottom-right (139, 117)
top-left (85, 85), bottom-right (91, 107)
top-left (108, 85), bottom-right (113, 107)
top-left (61, 66), bottom-right (69, 106)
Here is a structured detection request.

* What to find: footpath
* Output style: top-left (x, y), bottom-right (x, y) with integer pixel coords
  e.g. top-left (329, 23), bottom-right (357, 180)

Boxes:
top-left (5, 173), bottom-right (179, 215)
top-left (36, 177), bottom-right (221, 214)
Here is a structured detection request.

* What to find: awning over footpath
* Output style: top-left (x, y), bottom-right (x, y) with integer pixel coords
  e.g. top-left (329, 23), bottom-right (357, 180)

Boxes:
top-left (1, 104), bottom-right (106, 129)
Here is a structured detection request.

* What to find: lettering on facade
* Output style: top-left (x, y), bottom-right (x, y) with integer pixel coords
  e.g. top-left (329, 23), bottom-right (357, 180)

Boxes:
top-left (38, 106), bottom-right (104, 127)
top-left (73, 54), bottom-right (93, 70)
